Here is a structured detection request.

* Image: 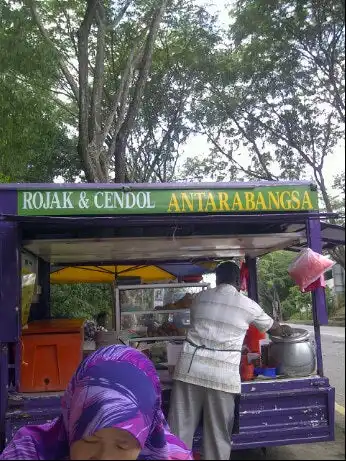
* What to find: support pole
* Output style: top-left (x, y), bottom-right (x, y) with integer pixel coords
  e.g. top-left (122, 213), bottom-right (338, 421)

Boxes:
top-left (0, 222), bottom-right (20, 450)
top-left (246, 256), bottom-right (259, 303)
top-left (306, 217), bottom-right (327, 376)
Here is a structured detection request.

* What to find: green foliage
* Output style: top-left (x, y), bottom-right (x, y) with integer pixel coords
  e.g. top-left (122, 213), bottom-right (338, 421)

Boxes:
top-left (0, 0), bottom-right (220, 183)
top-left (258, 251), bottom-right (296, 315)
top-left (0, 1), bottom-right (80, 182)
top-left (182, 0), bottom-right (344, 222)
top-left (50, 284), bottom-right (112, 320)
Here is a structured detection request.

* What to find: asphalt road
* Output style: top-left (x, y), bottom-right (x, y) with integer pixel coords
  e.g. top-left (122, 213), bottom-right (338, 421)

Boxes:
top-left (289, 324), bottom-right (345, 409)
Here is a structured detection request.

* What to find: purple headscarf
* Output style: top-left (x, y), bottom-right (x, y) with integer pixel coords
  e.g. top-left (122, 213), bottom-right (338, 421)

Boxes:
top-left (0, 345), bottom-right (193, 460)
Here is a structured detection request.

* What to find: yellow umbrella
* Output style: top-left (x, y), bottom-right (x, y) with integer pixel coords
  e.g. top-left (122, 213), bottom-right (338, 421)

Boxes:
top-left (50, 265), bottom-right (176, 284)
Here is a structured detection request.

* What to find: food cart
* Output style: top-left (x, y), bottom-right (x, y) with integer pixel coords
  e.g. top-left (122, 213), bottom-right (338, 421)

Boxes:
top-left (0, 181), bottom-right (344, 455)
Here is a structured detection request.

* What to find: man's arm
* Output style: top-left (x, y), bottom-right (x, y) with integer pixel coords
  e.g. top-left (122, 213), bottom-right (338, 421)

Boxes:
top-left (246, 297), bottom-right (293, 337)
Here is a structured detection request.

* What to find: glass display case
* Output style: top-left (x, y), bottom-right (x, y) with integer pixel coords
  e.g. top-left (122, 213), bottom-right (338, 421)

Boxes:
top-left (115, 283), bottom-right (209, 343)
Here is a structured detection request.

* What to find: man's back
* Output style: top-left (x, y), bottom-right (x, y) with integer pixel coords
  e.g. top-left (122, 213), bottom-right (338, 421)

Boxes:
top-left (173, 284), bottom-right (273, 393)
top-left (188, 284), bottom-right (263, 349)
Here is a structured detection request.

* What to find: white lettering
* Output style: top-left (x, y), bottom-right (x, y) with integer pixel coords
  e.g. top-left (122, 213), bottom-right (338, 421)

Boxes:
top-left (23, 192), bottom-right (33, 210)
top-left (113, 192), bottom-right (124, 208)
top-left (94, 192), bottom-right (104, 208)
top-left (125, 192), bottom-right (136, 208)
top-left (63, 192), bottom-right (74, 209)
top-left (42, 192), bottom-right (50, 209)
top-left (146, 192), bottom-right (156, 209)
top-left (50, 192), bottom-right (61, 209)
top-left (33, 192), bottom-right (44, 209)
top-left (104, 191), bottom-right (113, 209)
top-left (136, 191), bottom-right (146, 208)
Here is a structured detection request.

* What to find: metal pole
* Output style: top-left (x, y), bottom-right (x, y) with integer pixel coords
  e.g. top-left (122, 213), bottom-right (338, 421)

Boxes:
top-left (245, 256), bottom-right (259, 303)
top-left (115, 286), bottom-right (121, 335)
top-left (306, 217), bottom-right (327, 377)
top-left (0, 343), bottom-right (8, 451)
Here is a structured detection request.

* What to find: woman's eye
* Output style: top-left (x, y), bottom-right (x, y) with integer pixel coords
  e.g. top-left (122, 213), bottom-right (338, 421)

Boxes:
top-left (116, 443), bottom-right (129, 450)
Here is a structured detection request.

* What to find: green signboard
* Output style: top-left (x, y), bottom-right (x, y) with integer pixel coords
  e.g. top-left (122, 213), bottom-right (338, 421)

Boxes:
top-left (17, 185), bottom-right (318, 216)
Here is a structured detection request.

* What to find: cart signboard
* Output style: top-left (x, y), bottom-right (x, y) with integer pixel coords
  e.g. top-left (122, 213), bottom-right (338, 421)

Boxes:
top-left (17, 184), bottom-right (318, 216)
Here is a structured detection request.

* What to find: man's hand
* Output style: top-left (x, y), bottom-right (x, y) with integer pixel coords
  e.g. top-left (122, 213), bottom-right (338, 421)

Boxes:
top-left (268, 322), bottom-right (293, 337)
top-left (280, 324), bottom-right (294, 337)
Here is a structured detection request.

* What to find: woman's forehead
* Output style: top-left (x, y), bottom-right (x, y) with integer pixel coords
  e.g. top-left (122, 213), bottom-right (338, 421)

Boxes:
top-left (93, 427), bottom-right (139, 444)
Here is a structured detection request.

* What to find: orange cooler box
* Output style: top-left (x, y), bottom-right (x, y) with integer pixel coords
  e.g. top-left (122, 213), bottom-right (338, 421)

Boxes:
top-left (20, 319), bottom-right (84, 392)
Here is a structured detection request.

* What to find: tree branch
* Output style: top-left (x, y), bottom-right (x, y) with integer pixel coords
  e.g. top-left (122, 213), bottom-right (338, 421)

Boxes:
top-left (26, 0), bottom-right (79, 103)
top-left (90, 2), bottom-right (106, 145)
top-left (77, 0), bottom-right (99, 182)
top-left (116, 0), bottom-right (169, 143)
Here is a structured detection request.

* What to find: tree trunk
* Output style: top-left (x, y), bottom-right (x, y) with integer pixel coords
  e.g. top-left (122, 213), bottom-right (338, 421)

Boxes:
top-left (114, 134), bottom-right (127, 183)
top-left (111, 0), bottom-right (169, 182)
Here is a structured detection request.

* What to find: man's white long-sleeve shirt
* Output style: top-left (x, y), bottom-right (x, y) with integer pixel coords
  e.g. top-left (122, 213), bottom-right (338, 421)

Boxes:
top-left (173, 284), bottom-right (274, 394)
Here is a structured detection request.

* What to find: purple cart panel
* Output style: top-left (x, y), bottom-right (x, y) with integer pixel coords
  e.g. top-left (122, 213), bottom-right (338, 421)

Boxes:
top-left (232, 386), bottom-right (335, 449)
top-left (5, 378), bottom-right (335, 452)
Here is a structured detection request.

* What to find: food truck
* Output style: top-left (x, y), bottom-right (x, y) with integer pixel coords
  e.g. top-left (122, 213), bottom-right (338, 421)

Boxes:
top-left (0, 181), bottom-right (344, 455)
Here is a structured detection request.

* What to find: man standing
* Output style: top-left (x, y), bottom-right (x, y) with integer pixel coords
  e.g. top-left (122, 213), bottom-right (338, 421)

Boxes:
top-left (168, 261), bottom-right (292, 460)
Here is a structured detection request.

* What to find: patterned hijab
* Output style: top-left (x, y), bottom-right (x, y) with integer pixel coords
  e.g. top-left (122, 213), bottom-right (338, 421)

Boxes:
top-left (0, 345), bottom-right (192, 460)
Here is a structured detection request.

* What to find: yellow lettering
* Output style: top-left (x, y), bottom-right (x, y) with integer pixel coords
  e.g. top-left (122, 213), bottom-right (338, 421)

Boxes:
top-left (205, 192), bottom-right (217, 211)
top-left (244, 192), bottom-right (256, 211)
top-left (181, 193), bottom-right (194, 212)
top-left (256, 192), bottom-right (267, 210)
top-left (267, 191), bottom-right (280, 210)
top-left (291, 190), bottom-right (301, 210)
top-left (167, 193), bottom-right (180, 213)
top-left (194, 192), bottom-right (206, 212)
top-left (279, 191), bottom-right (292, 210)
top-left (218, 192), bottom-right (230, 211)
top-left (232, 192), bottom-right (244, 211)
top-left (301, 191), bottom-right (313, 210)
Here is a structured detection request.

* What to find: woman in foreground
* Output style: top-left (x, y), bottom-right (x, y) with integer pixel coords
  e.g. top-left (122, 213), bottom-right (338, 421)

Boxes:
top-left (0, 345), bottom-right (192, 460)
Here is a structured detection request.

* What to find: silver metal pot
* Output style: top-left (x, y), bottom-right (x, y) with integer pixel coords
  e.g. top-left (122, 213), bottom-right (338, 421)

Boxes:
top-left (268, 328), bottom-right (315, 377)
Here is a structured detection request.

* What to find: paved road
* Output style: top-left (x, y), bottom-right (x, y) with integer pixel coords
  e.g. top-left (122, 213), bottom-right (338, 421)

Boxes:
top-left (289, 324), bottom-right (345, 408)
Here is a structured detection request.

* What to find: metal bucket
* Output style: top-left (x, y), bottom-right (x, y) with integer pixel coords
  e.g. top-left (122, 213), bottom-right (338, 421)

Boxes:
top-left (269, 328), bottom-right (315, 377)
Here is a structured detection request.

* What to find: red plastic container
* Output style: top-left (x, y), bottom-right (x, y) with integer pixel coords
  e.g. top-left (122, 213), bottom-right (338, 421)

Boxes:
top-left (244, 324), bottom-right (266, 353)
top-left (20, 319), bottom-right (84, 392)
top-left (240, 355), bottom-right (254, 381)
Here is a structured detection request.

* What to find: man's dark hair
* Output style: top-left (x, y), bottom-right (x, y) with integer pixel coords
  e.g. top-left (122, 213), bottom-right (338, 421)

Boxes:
top-left (215, 261), bottom-right (241, 288)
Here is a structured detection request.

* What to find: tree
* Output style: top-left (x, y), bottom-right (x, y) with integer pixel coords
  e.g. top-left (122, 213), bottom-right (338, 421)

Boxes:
top-left (51, 283), bottom-right (112, 320)
top-left (183, 0), bottom-right (345, 266)
top-left (258, 251), bottom-right (296, 318)
top-left (24, 0), bottom-right (170, 183)
top-left (328, 171), bottom-right (345, 271)
top-left (126, 5), bottom-right (220, 182)
top-left (19, 0), bottom-right (219, 184)
top-left (0, 1), bottom-right (79, 182)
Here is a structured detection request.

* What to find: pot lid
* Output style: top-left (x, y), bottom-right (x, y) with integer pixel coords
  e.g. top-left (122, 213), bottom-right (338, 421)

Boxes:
top-left (269, 327), bottom-right (310, 344)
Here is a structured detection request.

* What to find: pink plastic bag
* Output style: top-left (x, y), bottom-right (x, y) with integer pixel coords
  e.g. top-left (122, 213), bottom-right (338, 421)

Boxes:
top-left (288, 248), bottom-right (334, 291)
top-left (303, 274), bottom-right (326, 292)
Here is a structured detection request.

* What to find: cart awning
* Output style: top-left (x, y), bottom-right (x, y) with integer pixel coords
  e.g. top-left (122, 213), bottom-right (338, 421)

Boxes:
top-left (50, 262), bottom-right (217, 284)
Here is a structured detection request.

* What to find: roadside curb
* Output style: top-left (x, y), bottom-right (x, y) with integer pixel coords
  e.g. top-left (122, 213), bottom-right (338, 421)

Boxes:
top-left (289, 319), bottom-right (345, 327)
